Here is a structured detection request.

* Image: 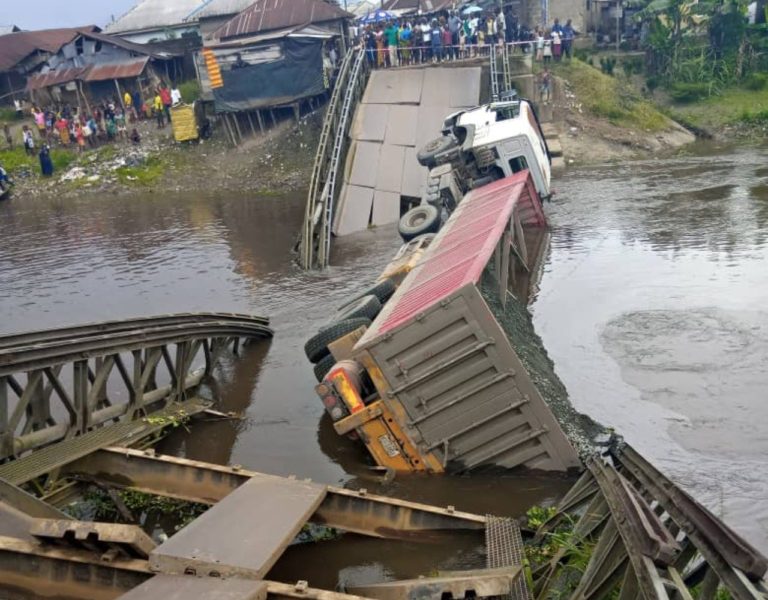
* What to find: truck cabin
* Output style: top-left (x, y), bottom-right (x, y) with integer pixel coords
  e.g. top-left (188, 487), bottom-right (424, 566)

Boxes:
top-left (444, 100), bottom-right (552, 199)
top-left (314, 171), bottom-right (581, 474)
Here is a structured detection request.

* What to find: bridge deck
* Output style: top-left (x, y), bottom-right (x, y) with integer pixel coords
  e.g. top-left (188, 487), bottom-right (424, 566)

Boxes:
top-left (333, 67), bottom-right (482, 237)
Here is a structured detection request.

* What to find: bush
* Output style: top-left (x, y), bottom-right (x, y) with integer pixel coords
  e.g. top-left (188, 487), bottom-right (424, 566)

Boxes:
top-left (669, 82), bottom-right (710, 103)
top-left (744, 73), bottom-right (767, 91)
top-left (178, 80), bottom-right (201, 103)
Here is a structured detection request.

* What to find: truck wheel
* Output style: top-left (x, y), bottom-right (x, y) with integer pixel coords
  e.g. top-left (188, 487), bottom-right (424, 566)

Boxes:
top-left (304, 317), bottom-right (371, 363)
top-left (398, 205), bottom-right (440, 242)
top-left (313, 353), bottom-right (337, 382)
top-left (342, 278), bottom-right (396, 307)
top-left (336, 294), bottom-right (381, 322)
top-left (417, 136), bottom-right (456, 169)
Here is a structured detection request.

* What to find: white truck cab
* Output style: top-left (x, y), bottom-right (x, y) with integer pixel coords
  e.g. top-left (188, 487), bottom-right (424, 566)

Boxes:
top-left (417, 99), bottom-right (552, 202)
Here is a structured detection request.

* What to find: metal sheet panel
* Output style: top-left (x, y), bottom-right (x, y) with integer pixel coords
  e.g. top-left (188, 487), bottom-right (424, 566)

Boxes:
top-left (372, 190), bottom-right (401, 227)
top-left (333, 184), bottom-right (374, 236)
top-left (376, 144), bottom-right (405, 194)
top-left (362, 287), bottom-right (580, 471)
top-left (385, 105), bottom-right (419, 147)
top-left (449, 67), bottom-right (482, 108)
top-left (416, 105), bottom-right (449, 150)
top-left (150, 476), bottom-right (326, 578)
top-left (117, 576), bottom-right (268, 600)
top-left (362, 69), bottom-right (401, 104)
top-left (348, 141), bottom-right (381, 188)
top-left (393, 68), bottom-right (424, 104)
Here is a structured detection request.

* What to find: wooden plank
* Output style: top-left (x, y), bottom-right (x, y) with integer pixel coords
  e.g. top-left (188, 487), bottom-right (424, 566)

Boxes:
top-left (150, 476), bottom-right (327, 578)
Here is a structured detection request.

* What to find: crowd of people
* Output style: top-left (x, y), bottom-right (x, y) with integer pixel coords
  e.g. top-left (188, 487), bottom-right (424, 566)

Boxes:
top-left (3, 83), bottom-right (184, 179)
top-left (356, 8), bottom-right (577, 68)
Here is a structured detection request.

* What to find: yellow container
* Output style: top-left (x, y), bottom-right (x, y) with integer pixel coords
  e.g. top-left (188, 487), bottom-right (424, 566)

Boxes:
top-left (171, 104), bottom-right (198, 142)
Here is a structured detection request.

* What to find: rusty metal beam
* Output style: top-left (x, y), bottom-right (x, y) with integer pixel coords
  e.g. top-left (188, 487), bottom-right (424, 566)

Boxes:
top-left (0, 476), bottom-right (71, 520)
top-left (63, 447), bottom-right (486, 538)
top-left (0, 534), bottom-right (150, 600)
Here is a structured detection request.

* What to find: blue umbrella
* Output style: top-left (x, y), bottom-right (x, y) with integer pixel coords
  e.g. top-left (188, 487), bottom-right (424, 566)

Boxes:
top-left (359, 9), bottom-right (397, 23)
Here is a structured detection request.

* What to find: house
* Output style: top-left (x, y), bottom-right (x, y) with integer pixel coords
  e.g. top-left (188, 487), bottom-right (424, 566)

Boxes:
top-left (0, 27), bottom-right (99, 104)
top-left (25, 31), bottom-right (181, 111)
top-left (197, 0), bottom-right (352, 116)
top-left (185, 0), bottom-right (257, 39)
top-left (105, 0), bottom-right (207, 44)
top-left (381, 0), bottom-right (455, 14)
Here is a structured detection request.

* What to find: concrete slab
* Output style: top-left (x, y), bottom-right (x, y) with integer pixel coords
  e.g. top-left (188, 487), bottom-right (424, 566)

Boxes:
top-left (416, 106), bottom-right (449, 150)
top-left (376, 145), bottom-right (406, 194)
top-left (547, 138), bottom-right (563, 157)
top-left (401, 147), bottom-right (428, 198)
top-left (551, 156), bottom-right (566, 173)
top-left (362, 70), bottom-right (400, 104)
top-left (333, 184), bottom-right (374, 236)
top-left (372, 190), bottom-right (401, 227)
top-left (393, 69), bottom-right (424, 104)
top-left (348, 141), bottom-right (382, 188)
top-left (449, 67), bottom-right (482, 108)
top-left (149, 475), bottom-right (326, 579)
top-left (351, 104), bottom-right (389, 142)
top-left (117, 576), bottom-right (269, 600)
top-left (385, 105), bottom-right (419, 147)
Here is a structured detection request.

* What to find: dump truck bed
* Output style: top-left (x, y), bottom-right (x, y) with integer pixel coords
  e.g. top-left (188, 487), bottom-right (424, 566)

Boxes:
top-left (354, 171), bottom-right (584, 472)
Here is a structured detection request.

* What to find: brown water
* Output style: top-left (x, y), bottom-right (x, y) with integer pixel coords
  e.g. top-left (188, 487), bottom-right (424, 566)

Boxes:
top-left (0, 144), bottom-right (766, 582)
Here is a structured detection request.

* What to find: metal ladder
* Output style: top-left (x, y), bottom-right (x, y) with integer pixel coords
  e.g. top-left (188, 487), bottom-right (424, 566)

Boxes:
top-left (318, 49), bottom-right (368, 267)
top-left (501, 43), bottom-right (513, 93)
top-left (301, 47), bottom-right (355, 269)
top-left (489, 46), bottom-right (500, 101)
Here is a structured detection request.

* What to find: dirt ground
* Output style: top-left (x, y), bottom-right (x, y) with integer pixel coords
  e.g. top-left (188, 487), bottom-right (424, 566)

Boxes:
top-left (547, 75), bottom-right (697, 165)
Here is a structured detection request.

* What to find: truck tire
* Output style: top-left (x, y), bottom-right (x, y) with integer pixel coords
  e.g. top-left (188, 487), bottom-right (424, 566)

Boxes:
top-left (336, 294), bottom-right (381, 323)
top-left (313, 353), bottom-right (337, 382)
top-left (417, 136), bottom-right (456, 169)
top-left (304, 317), bottom-right (371, 363)
top-left (398, 205), bottom-right (440, 242)
top-left (343, 278), bottom-right (396, 307)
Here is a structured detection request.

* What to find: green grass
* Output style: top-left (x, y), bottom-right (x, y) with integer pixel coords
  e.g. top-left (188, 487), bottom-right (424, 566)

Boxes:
top-left (0, 146), bottom-right (74, 174)
top-left (668, 86), bottom-right (768, 129)
top-left (0, 107), bottom-right (20, 124)
top-left (550, 59), bottom-right (670, 132)
top-left (115, 155), bottom-right (166, 185)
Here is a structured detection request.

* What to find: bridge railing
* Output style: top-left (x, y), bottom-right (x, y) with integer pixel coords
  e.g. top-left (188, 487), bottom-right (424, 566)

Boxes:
top-left (0, 314), bottom-right (272, 460)
top-left (301, 47), bottom-right (371, 270)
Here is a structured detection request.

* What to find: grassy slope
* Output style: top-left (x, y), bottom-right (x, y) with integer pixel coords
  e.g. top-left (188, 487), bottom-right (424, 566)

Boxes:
top-left (549, 58), bottom-right (670, 132)
top-left (666, 87), bottom-right (768, 130)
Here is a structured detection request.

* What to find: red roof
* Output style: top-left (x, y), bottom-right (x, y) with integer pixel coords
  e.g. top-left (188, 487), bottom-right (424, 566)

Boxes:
top-left (0, 27), bottom-right (99, 72)
top-left (369, 171), bottom-right (546, 338)
top-left (26, 67), bottom-right (89, 91)
top-left (215, 0), bottom-right (351, 40)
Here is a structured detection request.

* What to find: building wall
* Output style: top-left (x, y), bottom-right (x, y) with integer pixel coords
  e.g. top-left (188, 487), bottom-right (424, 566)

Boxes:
top-left (547, 0), bottom-right (587, 32)
top-left (113, 24), bottom-right (200, 45)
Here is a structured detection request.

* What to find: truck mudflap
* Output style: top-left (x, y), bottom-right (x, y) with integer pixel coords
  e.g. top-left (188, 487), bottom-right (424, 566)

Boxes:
top-left (351, 171), bottom-right (594, 473)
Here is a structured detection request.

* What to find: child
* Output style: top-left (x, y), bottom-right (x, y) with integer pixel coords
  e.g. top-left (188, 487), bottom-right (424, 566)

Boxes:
top-left (75, 123), bottom-right (86, 153)
top-left (538, 67), bottom-right (551, 103)
top-left (130, 128), bottom-right (141, 145)
top-left (22, 125), bottom-right (35, 156)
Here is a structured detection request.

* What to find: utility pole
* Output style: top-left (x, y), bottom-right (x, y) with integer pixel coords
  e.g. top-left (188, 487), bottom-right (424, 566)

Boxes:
top-left (615, 0), bottom-right (621, 53)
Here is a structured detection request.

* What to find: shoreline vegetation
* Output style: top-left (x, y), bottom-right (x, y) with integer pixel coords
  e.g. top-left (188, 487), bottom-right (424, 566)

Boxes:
top-left (1, 57), bottom-right (766, 200)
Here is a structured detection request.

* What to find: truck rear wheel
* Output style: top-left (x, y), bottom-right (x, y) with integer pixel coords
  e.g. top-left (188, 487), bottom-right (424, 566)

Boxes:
top-left (342, 278), bottom-right (396, 307)
top-left (304, 317), bottom-right (371, 363)
top-left (336, 294), bottom-right (381, 322)
top-left (398, 205), bottom-right (440, 242)
top-left (417, 136), bottom-right (457, 169)
top-left (313, 353), bottom-right (337, 382)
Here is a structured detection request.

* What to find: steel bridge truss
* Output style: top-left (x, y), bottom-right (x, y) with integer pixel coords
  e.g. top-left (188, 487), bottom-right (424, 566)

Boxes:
top-left (0, 314), bottom-right (272, 461)
top-left (531, 441), bottom-right (768, 600)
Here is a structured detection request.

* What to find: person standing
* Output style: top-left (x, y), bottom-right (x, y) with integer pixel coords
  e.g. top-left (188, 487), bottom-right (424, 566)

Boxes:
top-left (385, 21), bottom-right (399, 67)
top-left (154, 92), bottom-right (165, 129)
top-left (75, 122), bottom-right (86, 153)
top-left (33, 108), bottom-right (46, 140)
top-left (535, 29), bottom-right (544, 61)
top-left (552, 29), bottom-right (562, 61)
top-left (375, 24), bottom-right (386, 68)
top-left (39, 144), bottom-right (54, 177)
top-left (431, 19), bottom-right (442, 62)
top-left (159, 84), bottom-right (172, 122)
top-left (448, 11), bottom-right (461, 59)
top-left (496, 8), bottom-right (506, 47)
top-left (421, 18), bottom-right (432, 62)
top-left (171, 85), bottom-right (182, 106)
top-left (538, 67), bottom-right (551, 103)
top-left (364, 25), bottom-right (377, 66)
top-left (543, 31), bottom-right (553, 64)
top-left (132, 90), bottom-right (142, 120)
top-left (22, 125), bottom-right (35, 156)
top-left (562, 19), bottom-right (575, 59)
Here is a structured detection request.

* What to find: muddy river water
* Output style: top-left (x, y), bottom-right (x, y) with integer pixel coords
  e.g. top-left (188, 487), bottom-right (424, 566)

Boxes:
top-left (0, 144), bottom-right (766, 581)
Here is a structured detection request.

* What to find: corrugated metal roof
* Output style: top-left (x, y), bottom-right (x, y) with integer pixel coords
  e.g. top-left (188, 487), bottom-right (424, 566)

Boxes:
top-left (84, 56), bottom-right (150, 81)
top-left (215, 0), bottom-right (351, 40)
top-left (207, 23), bottom-right (335, 47)
top-left (366, 171), bottom-right (544, 338)
top-left (105, 0), bottom-right (207, 34)
top-left (0, 27), bottom-right (97, 72)
top-left (26, 66), bottom-right (89, 90)
top-left (0, 25), bottom-right (21, 35)
top-left (382, 0), bottom-right (454, 11)
top-left (80, 31), bottom-right (180, 58)
top-left (187, 0), bottom-right (256, 21)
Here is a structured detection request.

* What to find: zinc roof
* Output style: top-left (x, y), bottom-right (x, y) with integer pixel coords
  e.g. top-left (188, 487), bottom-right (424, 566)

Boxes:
top-left (187, 0), bottom-right (257, 21)
top-left (214, 0), bottom-right (351, 40)
top-left (105, 0), bottom-right (207, 34)
top-left (0, 27), bottom-right (97, 72)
